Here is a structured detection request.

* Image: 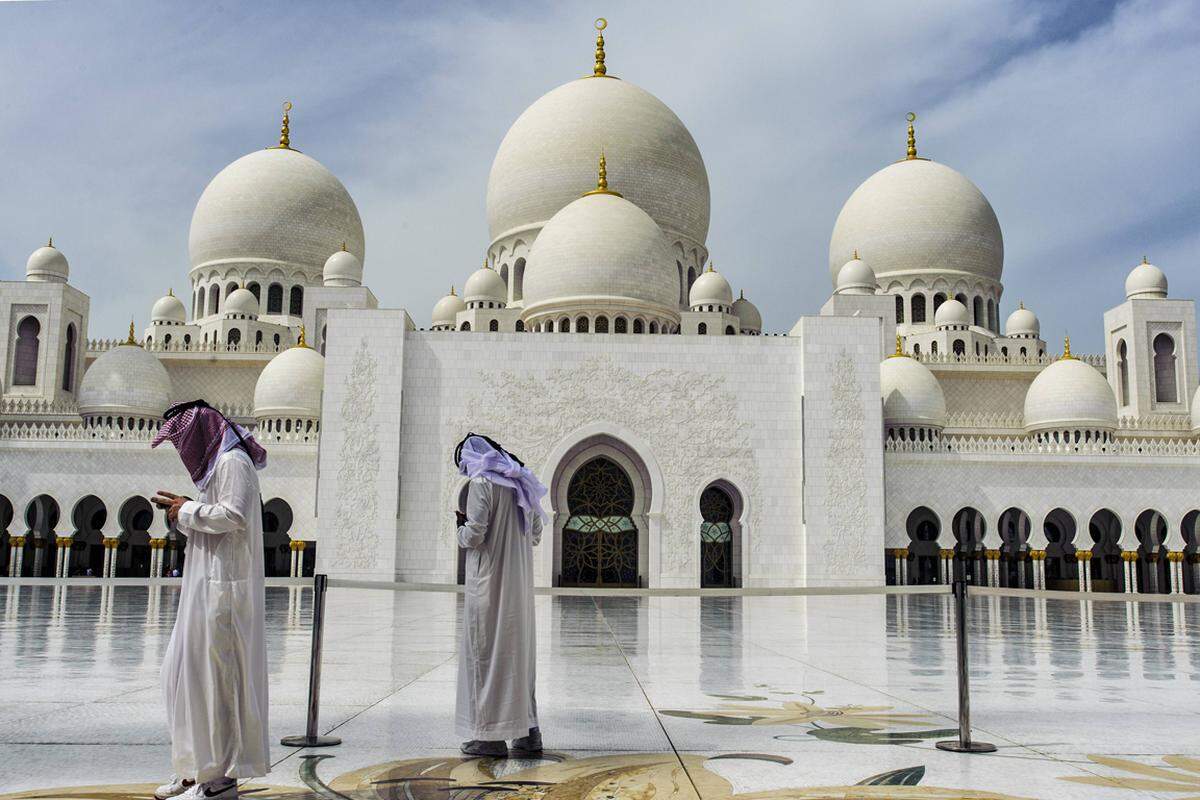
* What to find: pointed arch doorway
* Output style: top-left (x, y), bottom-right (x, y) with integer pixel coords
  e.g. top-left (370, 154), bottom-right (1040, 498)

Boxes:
top-left (551, 435), bottom-right (651, 588)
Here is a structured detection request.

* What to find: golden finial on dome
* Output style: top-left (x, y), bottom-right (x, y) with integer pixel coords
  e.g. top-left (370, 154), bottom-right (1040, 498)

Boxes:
top-left (1142, 255), bottom-right (1149, 265)
top-left (450, 285), bottom-right (456, 296)
top-left (341, 241), bottom-right (347, 252)
top-left (296, 325), bottom-right (308, 348)
top-left (583, 152), bottom-right (623, 197)
top-left (484, 255), bottom-right (492, 270)
top-left (273, 101), bottom-right (293, 150)
top-left (123, 319), bottom-right (137, 346)
top-left (168, 288), bottom-right (174, 297)
top-left (888, 333), bottom-right (907, 359)
top-left (592, 17), bottom-right (609, 77)
top-left (707, 261), bottom-right (714, 273)
top-left (1061, 334), bottom-right (1076, 361)
top-left (853, 249), bottom-right (860, 260)
top-left (905, 112), bottom-right (918, 160)
top-left (47, 236), bottom-right (54, 248)
top-left (739, 289), bottom-right (745, 300)
top-left (1019, 300), bottom-right (1024, 309)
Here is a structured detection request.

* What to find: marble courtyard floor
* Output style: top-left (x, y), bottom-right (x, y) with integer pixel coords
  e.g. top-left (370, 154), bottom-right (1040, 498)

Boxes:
top-left (2, 584), bottom-right (1199, 799)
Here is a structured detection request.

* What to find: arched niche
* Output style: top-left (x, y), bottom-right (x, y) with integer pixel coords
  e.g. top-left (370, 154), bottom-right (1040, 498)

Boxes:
top-left (905, 506), bottom-right (941, 585)
top-left (262, 498), bottom-right (294, 577)
top-left (698, 479), bottom-right (744, 588)
top-left (1088, 508), bottom-right (1124, 592)
top-left (1043, 508), bottom-right (1079, 589)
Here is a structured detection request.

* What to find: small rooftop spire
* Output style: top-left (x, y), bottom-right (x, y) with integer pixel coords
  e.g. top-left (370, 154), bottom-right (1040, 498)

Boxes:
top-left (274, 101), bottom-right (293, 150)
top-left (297, 325), bottom-right (308, 348)
top-left (47, 235), bottom-right (54, 248)
top-left (168, 288), bottom-right (174, 297)
top-left (450, 285), bottom-right (456, 296)
top-left (592, 18), bottom-right (609, 77)
top-left (739, 289), bottom-right (745, 300)
top-left (1142, 255), bottom-right (1149, 265)
top-left (853, 249), bottom-right (860, 260)
top-left (123, 319), bottom-right (137, 346)
top-left (484, 255), bottom-right (491, 270)
top-left (905, 112), bottom-right (918, 160)
top-left (1061, 334), bottom-right (1076, 361)
top-left (707, 261), bottom-right (714, 273)
top-left (888, 333), bottom-right (907, 359)
top-left (341, 241), bottom-right (347, 252)
top-left (583, 152), bottom-right (623, 197)
top-left (1019, 300), bottom-right (1024, 309)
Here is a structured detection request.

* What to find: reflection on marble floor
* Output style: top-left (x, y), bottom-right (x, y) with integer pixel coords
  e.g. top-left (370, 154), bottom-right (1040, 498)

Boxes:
top-left (1, 585), bottom-right (1199, 798)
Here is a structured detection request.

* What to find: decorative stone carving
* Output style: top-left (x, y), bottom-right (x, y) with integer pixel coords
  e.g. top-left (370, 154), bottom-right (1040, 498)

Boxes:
top-left (443, 354), bottom-right (760, 579)
top-left (331, 338), bottom-right (380, 570)
top-left (821, 350), bottom-right (869, 573)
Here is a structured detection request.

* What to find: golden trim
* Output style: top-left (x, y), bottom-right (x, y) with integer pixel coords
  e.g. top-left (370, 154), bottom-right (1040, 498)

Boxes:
top-left (582, 152), bottom-right (623, 197)
top-left (592, 17), bottom-right (609, 77)
top-left (121, 319), bottom-right (138, 346)
top-left (1060, 334), bottom-right (1076, 361)
top-left (270, 100), bottom-right (295, 150)
top-left (887, 333), bottom-right (908, 359)
top-left (296, 325), bottom-right (309, 349)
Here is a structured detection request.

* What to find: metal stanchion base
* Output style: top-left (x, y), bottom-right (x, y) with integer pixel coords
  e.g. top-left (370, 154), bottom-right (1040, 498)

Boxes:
top-left (936, 740), bottom-right (997, 754)
top-left (281, 734), bottom-right (342, 747)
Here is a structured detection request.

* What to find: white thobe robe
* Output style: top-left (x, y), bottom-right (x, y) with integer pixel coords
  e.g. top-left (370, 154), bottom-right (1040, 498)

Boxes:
top-left (456, 476), bottom-right (542, 740)
top-left (161, 448), bottom-right (269, 782)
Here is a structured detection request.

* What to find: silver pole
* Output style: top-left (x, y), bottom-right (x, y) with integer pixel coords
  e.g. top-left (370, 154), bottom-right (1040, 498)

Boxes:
top-left (936, 579), bottom-right (996, 754)
top-left (281, 573), bottom-right (341, 747)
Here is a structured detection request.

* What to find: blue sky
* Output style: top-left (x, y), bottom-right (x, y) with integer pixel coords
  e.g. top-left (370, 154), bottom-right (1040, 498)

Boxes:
top-left (0, 0), bottom-right (1197, 352)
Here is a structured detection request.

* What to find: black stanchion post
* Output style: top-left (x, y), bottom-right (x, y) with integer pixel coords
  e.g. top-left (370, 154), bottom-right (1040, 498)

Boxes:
top-left (936, 579), bottom-right (996, 754)
top-left (281, 573), bottom-right (341, 747)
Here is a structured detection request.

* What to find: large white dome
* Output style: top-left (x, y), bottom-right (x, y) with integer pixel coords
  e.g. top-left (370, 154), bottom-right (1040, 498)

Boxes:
top-left (880, 354), bottom-right (947, 428)
top-left (1024, 356), bottom-right (1118, 433)
top-left (487, 77), bottom-right (709, 250)
top-left (254, 343), bottom-right (325, 420)
top-left (431, 288), bottom-right (466, 329)
top-left (689, 267), bottom-right (733, 307)
top-left (79, 344), bottom-right (172, 420)
top-left (522, 191), bottom-right (680, 323)
top-left (829, 158), bottom-right (1003, 287)
top-left (189, 147), bottom-right (364, 278)
top-left (464, 265), bottom-right (507, 306)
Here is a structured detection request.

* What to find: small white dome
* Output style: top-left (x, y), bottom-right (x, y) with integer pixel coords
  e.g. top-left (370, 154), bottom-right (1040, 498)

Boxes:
top-left (689, 267), bottom-right (733, 307)
top-left (79, 343), bottom-right (172, 420)
top-left (1125, 258), bottom-right (1167, 300)
top-left (1005, 304), bottom-right (1039, 337)
top-left (934, 298), bottom-right (971, 328)
top-left (323, 247), bottom-right (363, 287)
top-left (1191, 385), bottom-right (1200, 432)
top-left (432, 288), bottom-right (466, 328)
top-left (26, 243), bottom-right (69, 283)
top-left (522, 191), bottom-right (680, 322)
top-left (151, 291), bottom-right (187, 324)
top-left (464, 265), bottom-right (507, 305)
top-left (835, 254), bottom-right (877, 295)
top-left (881, 354), bottom-right (947, 428)
top-left (254, 343), bottom-right (325, 420)
top-left (1024, 354), bottom-right (1118, 433)
top-left (224, 287), bottom-right (259, 317)
top-left (731, 291), bottom-right (762, 333)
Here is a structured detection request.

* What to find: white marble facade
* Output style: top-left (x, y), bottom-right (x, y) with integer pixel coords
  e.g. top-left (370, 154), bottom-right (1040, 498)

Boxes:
top-left (2, 25), bottom-right (1198, 591)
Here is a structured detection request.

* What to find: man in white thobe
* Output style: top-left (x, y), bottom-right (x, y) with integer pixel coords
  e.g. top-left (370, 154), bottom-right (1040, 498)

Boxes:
top-left (150, 401), bottom-right (270, 800)
top-left (454, 434), bottom-right (546, 757)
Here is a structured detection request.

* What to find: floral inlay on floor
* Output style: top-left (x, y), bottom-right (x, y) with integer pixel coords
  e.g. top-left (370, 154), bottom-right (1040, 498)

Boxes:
top-left (0, 751), bottom-right (1037, 800)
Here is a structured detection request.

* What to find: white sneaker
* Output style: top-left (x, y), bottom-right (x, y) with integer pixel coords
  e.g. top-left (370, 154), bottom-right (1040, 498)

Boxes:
top-left (179, 779), bottom-right (237, 800)
top-left (154, 777), bottom-right (194, 799)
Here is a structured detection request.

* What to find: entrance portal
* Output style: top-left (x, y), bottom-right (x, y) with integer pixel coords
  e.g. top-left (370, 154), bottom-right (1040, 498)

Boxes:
top-left (560, 456), bottom-right (639, 587)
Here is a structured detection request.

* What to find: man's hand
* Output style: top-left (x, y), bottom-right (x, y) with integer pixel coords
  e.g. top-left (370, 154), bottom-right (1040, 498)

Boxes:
top-left (153, 490), bottom-right (191, 525)
top-left (455, 511), bottom-right (467, 528)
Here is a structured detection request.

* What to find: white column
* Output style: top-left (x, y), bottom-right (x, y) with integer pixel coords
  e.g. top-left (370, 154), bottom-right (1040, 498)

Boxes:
top-left (1123, 554), bottom-right (1136, 593)
top-left (897, 549), bottom-right (908, 586)
top-left (1078, 552), bottom-right (1091, 592)
top-left (14, 543), bottom-right (25, 577)
top-left (7, 544), bottom-right (16, 577)
top-left (32, 542), bottom-right (45, 577)
top-left (1032, 552), bottom-right (1045, 590)
top-left (290, 547), bottom-right (300, 578)
top-left (102, 543), bottom-right (113, 578)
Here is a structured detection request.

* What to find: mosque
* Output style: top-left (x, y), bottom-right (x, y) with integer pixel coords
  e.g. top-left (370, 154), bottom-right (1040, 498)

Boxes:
top-left (3, 21), bottom-right (1199, 593)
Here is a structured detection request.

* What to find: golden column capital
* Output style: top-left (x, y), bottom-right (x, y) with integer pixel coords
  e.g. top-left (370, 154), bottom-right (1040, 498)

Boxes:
top-left (56, 536), bottom-right (74, 548)
top-left (986, 549), bottom-right (1001, 560)
top-left (1029, 549), bottom-right (1046, 561)
top-left (289, 540), bottom-right (307, 552)
top-left (1167, 551), bottom-right (1184, 563)
top-left (1075, 550), bottom-right (1093, 561)
top-left (898, 547), bottom-right (909, 559)
top-left (1121, 550), bottom-right (1138, 562)
top-left (11, 536), bottom-right (26, 547)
